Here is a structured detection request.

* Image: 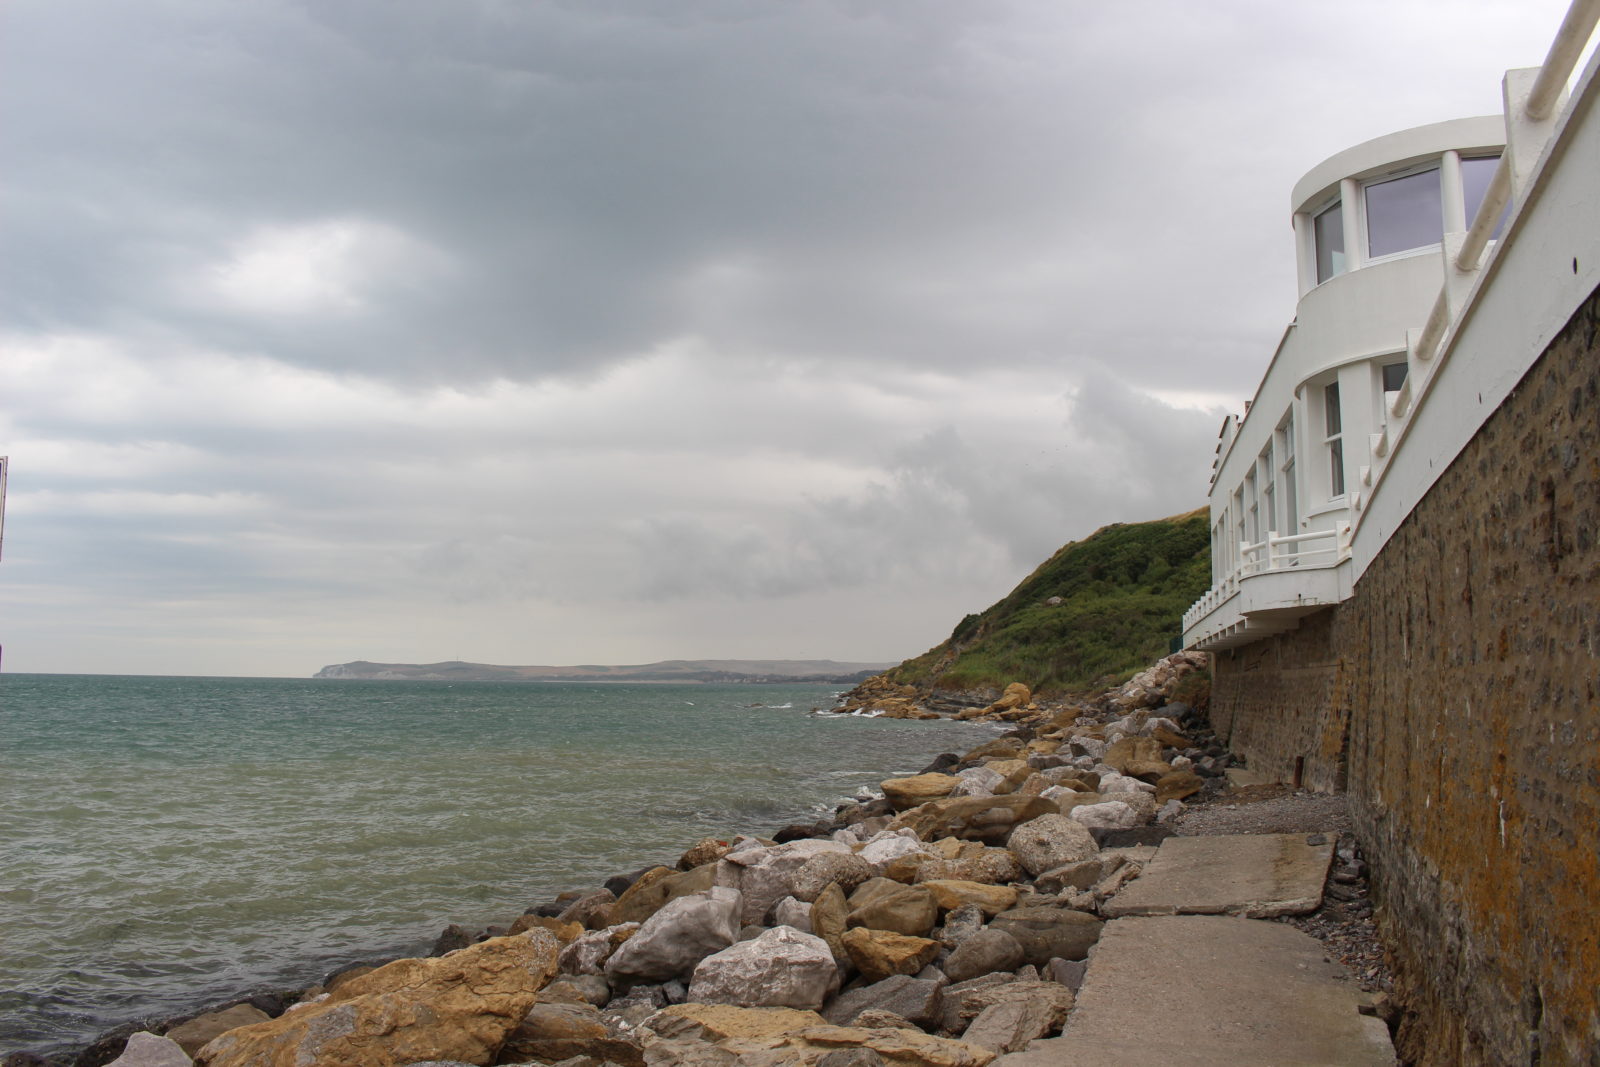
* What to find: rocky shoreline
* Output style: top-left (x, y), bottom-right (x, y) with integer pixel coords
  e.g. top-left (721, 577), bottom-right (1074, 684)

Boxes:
top-left (12, 652), bottom-right (1388, 1067)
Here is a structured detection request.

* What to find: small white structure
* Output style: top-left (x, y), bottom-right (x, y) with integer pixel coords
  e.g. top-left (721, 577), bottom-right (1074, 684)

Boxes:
top-left (1185, 1), bottom-right (1600, 651)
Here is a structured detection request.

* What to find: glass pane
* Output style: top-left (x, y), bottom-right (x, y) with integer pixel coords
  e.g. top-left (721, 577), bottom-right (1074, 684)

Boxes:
top-left (1314, 202), bottom-right (1344, 283)
top-left (1325, 383), bottom-right (1342, 436)
top-left (1382, 362), bottom-right (1408, 391)
top-left (1461, 155), bottom-right (1509, 239)
top-left (1365, 168), bottom-right (1442, 258)
top-left (1330, 439), bottom-right (1345, 497)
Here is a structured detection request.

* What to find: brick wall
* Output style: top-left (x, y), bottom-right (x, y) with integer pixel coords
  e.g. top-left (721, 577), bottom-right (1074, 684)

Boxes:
top-left (1211, 280), bottom-right (1600, 1064)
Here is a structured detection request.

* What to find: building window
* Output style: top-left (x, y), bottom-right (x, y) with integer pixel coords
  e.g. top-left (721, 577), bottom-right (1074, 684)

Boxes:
top-left (1461, 155), bottom-right (1509, 239)
top-left (1325, 383), bottom-right (1345, 498)
top-left (1382, 361), bottom-right (1408, 393)
top-left (1314, 201), bottom-right (1345, 283)
top-left (1365, 167), bottom-right (1442, 259)
top-left (1280, 415), bottom-right (1298, 535)
top-left (1261, 445), bottom-right (1276, 536)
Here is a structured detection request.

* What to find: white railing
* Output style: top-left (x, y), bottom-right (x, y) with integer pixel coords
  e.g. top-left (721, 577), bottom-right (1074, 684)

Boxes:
top-left (1183, 523), bottom-right (1352, 632)
top-left (1239, 525), bottom-right (1350, 576)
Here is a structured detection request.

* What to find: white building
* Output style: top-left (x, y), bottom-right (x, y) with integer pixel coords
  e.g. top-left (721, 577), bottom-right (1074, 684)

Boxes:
top-left (1183, 15), bottom-right (1600, 652)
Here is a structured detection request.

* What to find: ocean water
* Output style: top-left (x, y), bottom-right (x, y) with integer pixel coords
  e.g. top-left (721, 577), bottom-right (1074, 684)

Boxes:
top-left (0, 673), bottom-right (998, 1058)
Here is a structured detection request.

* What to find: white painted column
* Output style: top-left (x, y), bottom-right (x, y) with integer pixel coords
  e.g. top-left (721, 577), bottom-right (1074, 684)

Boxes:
top-left (1340, 177), bottom-right (1364, 271)
top-left (1441, 149), bottom-right (1466, 233)
top-left (1293, 211), bottom-right (1315, 296)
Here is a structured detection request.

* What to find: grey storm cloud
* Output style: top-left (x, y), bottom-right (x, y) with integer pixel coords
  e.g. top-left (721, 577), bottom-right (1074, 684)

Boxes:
top-left (0, 0), bottom-right (1576, 675)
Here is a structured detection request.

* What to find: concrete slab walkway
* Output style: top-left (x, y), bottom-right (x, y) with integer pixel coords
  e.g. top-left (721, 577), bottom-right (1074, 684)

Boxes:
top-left (995, 915), bottom-right (1394, 1066)
top-left (1100, 832), bottom-right (1333, 918)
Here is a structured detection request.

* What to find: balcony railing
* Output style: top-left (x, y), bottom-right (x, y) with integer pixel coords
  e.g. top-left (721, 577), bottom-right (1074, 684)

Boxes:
top-left (1183, 523), bottom-right (1351, 634)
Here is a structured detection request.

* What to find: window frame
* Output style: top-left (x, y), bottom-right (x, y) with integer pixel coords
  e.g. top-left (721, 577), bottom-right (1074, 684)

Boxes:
top-left (1360, 160), bottom-right (1444, 265)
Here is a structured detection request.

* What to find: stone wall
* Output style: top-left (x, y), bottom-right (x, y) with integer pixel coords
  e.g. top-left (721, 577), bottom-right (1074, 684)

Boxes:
top-left (1211, 280), bottom-right (1600, 1065)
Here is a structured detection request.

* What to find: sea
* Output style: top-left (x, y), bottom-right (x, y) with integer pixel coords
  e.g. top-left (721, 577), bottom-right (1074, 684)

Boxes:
top-left (0, 673), bottom-right (999, 1059)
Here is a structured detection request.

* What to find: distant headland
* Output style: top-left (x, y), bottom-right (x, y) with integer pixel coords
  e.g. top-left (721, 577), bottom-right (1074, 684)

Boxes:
top-left (312, 658), bottom-right (896, 684)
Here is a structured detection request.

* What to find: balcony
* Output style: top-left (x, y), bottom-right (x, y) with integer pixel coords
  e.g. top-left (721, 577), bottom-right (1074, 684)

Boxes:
top-left (1183, 525), bottom-right (1351, 651)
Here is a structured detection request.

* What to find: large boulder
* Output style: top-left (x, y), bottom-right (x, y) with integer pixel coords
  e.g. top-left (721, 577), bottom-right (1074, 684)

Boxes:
top-left (194, 930), bottom-right (561, 1067)
top-left (840, 928), bottom-right (940, 983)
top-left (686, 926), bottom-right (840, 1010)
top-left (499, 1000), bottom-right (644, 1067)
top-left (846, 881), bottom-right (938, 937)
top-left (644, 1003), bottom-right (828, 1044)
top-left (890, 796), bottom-right (1055, 845)
top-left (791, 852), bottom-right (876, 902)
top-left (880, 774), bottom-right (961, 811)
top-left (1005, 814), bottom-right (1097, 876)
top-left (987, 908), bottom-right (1104, 965)
top-left (822, 975), bottom-right (945, 1028)
top-left (913, 850), bottom-right (1024, 887)
top-left (1102, 737), bottom-right (1164, 774)
top-left (605, 887), bottom-right (742, 984)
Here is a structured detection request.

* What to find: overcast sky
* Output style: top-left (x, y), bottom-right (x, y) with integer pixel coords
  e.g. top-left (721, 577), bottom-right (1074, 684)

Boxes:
top-left (0, 0), bottom-right (1580, 677)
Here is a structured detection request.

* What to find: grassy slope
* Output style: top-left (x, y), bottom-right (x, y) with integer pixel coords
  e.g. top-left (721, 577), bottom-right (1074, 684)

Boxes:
top-left (885, 508), bottom-right (1210, 696)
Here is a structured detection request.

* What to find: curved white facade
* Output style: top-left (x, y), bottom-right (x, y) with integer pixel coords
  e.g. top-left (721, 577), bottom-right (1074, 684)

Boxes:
top-left (1186, 36), bottom-right (1600, 651)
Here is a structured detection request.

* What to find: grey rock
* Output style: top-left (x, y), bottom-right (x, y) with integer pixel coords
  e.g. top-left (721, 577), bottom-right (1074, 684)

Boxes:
top-left (851, 1010), bottom-right (918, 1030)
top-left (1068, 801), bottom-right (1142, 830)
top-left (1046, 957), bottom-right (1087, 990)
top-left (989, 907), bottom-right (1105, 964)
top-left (106, 1033), bottom-right (191, 1067)
top-left (605, 888), bottom-right (742, 983)
top-left (942, 928), bottom-right (1025, 983)
top-left (1033, 858), bottom-right (1106, 893)
top-left (559, 889), bottom-right (619, 929)
top-left (822, 974), bottom-right (945, 1027)
top-left (790, 852), bottom-right (875, 902)
top-left (937, 903), bottom-right (988, 949)
top-left (939, 979), bottom-right (1073, 1038)
top-left (560, 923), bottom-right (641, 976)
top-left (603, 985), bottom-right (669, 1031)
top-left (641, 1036), bottom-right (740, 1067)
top-left (686, 926), bottom-right (839, 1010)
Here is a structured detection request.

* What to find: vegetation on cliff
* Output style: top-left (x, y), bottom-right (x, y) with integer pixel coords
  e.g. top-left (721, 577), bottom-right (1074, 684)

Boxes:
top-left (882, 508), bottom-right (1210, 697)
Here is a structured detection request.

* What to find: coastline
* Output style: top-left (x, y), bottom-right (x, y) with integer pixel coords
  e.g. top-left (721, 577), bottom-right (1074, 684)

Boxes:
top-left (25, 652), bottom-right (1318, 1067)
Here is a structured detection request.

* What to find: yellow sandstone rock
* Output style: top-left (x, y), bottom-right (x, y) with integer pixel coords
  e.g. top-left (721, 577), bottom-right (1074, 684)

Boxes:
top-left (195, 930), bottom-right (561, 1067)
top-left (881, 773), bottom-right (960, 811)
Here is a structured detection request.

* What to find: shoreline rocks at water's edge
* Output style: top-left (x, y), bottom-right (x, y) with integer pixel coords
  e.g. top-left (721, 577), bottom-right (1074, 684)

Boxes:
top-left (27, 654), bottom-right (1229, 1067)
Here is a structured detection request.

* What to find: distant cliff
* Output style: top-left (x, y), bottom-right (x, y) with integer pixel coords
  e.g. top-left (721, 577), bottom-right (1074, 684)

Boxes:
top-left (312, 658), bottom-right (895, 684)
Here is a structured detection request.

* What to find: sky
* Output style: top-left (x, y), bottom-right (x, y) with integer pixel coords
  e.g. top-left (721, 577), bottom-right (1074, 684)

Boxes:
top-left (0, 0), bottom-right (1581, 677)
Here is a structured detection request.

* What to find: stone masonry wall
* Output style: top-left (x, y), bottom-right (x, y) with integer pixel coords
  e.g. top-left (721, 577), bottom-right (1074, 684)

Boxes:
top-left (1211, 280), bottom-right (1600, 1065)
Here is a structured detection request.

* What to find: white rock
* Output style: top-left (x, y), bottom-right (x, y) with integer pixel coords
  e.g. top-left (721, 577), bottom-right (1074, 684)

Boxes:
top-left (1070, 737), bottom-right (1106, 761)
top-left (686, 926), bottom-right (840, 1010)
top-left (604, 888), bottom-right (741, 982)
top-left (857, 831), bottom-right (932, 873)
top-left (1005, 813), bottom-right (1098, 876)
top-left (1157, 800), bottom-right (1186, 823)
top-left (736, 839), bottom-right (852, 924)
top-left (1068, 801), bottom-right (1142, 830)
top-left (1097, 771), bottom-right (1156, 795)
top-left (1170, 755), bottom-right (1194, 773)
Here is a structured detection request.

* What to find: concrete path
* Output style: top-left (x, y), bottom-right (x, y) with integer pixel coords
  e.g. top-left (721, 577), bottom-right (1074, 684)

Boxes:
top-left (1100, 832), bottom-right (1334, 918)
top-left (996, 915), bottom-right (1394, 1066)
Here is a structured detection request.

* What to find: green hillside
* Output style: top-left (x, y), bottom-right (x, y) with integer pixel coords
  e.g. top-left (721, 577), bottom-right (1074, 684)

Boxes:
top-left (886, 508), bottom-right (1210, 697)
